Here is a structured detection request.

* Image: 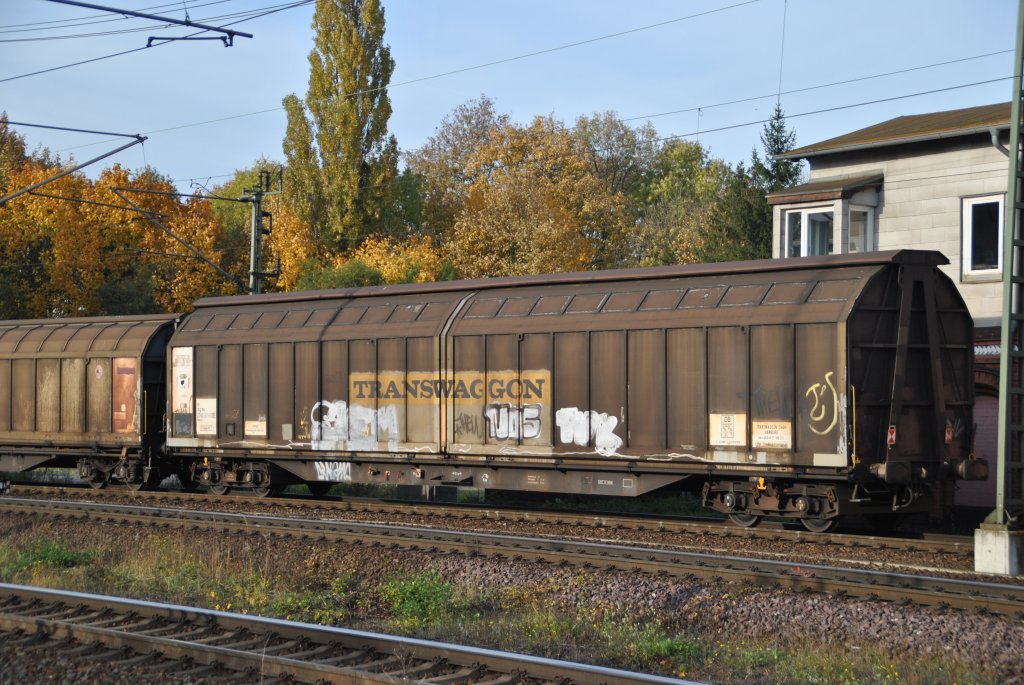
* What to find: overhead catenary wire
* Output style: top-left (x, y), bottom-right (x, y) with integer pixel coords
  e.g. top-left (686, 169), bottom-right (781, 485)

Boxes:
top-left (48, 45), bottom-right (1014, 167)
top-left (0, 0), bottom-right (299, 42)
top-left (0, 0), bottom-right (237, 31)
top-left (0, 0), bottom-right (313, 83)
top-left (168, 73), bottom-right (1014, 189)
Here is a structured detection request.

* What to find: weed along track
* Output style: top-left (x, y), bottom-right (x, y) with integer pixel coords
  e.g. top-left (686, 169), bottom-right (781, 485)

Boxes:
top-left (2, 496), bottom-right (1024, 683)
top-left (0, 583), bottom-right (690, 685)
top-left (1, 496), bottom-right (1021, 616)
top-left (10, 485), bottom-right (978, 573)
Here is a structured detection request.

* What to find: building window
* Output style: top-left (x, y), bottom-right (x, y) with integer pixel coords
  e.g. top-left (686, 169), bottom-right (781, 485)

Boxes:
top-left (784, 208), bottom-right (834, 257)
top-left (962, 195), bottom-right (1004, 279)
top-left (848, 206), bottom-right (874, 253)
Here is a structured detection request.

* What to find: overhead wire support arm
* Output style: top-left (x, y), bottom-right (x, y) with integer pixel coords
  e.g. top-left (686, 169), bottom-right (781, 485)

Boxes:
top-left (45, 0), bottom-right (253, 46)
top-left (0, 133), bottom-right (146, 207)
top-left (111, 187), bottom-right (249, 294)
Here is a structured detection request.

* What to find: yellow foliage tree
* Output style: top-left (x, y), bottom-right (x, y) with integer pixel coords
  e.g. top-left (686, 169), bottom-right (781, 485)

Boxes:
top-left (0, 161), bottom-right (234, 317)
top-left (353, 234), bottom-right (443, 283)
top-left (448, 116), bottom-right (628, 279)
top-left (263, 194), bottom-right (319, 292)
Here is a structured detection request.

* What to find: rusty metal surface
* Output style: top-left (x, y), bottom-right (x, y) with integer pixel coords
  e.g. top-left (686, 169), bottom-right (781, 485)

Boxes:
top-left (0, 316), bottom-right (174, 459)
top-left (164, 251), bottom-right (974, 508)
top-left (191, 249), bottom-right (949, 308)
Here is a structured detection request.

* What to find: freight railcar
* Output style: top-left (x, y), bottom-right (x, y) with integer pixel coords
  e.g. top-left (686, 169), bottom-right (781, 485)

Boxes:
top-left (0, 315), bottom-right (176, 488)
top-left (165, 250), bottom-right (986, 530)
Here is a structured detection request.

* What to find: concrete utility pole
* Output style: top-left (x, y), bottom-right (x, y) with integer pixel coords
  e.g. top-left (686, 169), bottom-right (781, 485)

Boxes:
top-left (976, 0), bottom-right (1024, 575)
top-left (244, 170), bottom-right (280, 295)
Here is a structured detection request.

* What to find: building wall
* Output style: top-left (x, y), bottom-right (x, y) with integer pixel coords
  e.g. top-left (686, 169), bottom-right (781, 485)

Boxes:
top-left (778, 135), bottom-right (1008, 325)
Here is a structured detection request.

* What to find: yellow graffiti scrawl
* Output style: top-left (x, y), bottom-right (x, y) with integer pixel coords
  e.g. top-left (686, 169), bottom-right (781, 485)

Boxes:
top-left (805, 371), bottom-right (838, 436)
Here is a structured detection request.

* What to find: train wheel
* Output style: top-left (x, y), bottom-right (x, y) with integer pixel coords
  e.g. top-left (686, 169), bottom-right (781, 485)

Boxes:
top-left (728, 513), bottom-right (761, 528)
top-left (87, 477), bottom-right (108, 490)
top-left (252, 484), bottom-right (284, 498)
top-left (307, 483), bottom-right (332, 498)
top-left (801, 517), bottom-right (838, 533)
top-left (124, 480), bottom-right (146, 492)
top-left (208, 484), bottom-right (230, 495)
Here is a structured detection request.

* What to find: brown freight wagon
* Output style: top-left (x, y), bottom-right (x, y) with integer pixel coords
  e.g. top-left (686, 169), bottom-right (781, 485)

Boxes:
top-left (166, 250), bottom-right (986, 529)
top-left (0, 315), bottom-right (176, 489)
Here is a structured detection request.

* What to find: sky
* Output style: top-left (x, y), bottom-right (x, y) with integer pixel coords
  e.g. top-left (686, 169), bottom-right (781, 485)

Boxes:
top-left (0, 0), bottom-right (1018, 194)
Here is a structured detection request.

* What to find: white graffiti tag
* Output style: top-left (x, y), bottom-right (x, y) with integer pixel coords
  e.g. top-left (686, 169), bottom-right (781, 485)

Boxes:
top-left (311, 400), bottom-right (399, 451)
top-left (805, 372), bottom-right (838, 436)
top-left (555, 407), bottom-right (623, 454)
top-left (314, 461), bottom-right (352, 482)
top-left (485, 403), bottom-right (542, 440)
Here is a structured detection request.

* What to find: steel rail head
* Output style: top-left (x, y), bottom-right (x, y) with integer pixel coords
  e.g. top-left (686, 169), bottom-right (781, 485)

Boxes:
top-left (0, 583), bottom-right (699, 685)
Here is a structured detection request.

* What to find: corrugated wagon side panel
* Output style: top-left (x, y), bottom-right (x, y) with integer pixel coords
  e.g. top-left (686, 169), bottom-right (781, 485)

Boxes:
top-left (86, 358), bottom-right (110, 434)
top-left (627, 329), bottom-right (666, 449)
top-left (667, 328), bottom-right (706, 453)
top-left (520, 333), bottom-right (553, 448)
top-left (268, 343), bottom-right (294, 442)
top-left (295, 342), bottom-right (319, 444)
top-left (36, 360), bottom-right (60, 434)
top-left (552, 332), bottom-right (588, 451)
top-left (451, 336), bottom-right (484, 446)
top-left (348, 339), bottom-right (377, 450)
top-left (750, 325), bottom-right (795, 458)
top-left (484, 334), bottom-right (517, 446)
top-left (194, 346), bottom-right (218, 437)
top-left (377, 337), bottom-right (406, 446)
top-left (219, 345), bottom-right (242, 439)
top-left (12, 359), bottom-right (34, 433)
top-left (60, 358), bottom-right (85, 434)
top-left (243, 344), bottom-right (268, 439)
top-left (0, 360), bottom-right (10, 432)
top-left (589, 331), bottom-right (627, 452)
top-left (406, 337), bottom-right (438, 445)
top-left (707, 327), bottom-right (749, 455)
top-left (795, 323), bottom-right (843, 465)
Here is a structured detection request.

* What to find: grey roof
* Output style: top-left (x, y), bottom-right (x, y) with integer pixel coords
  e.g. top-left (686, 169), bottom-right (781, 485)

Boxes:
top-left (780, 102), bottom-right (1010, 160)
top-left (766, 172), bottom-right (883, 205)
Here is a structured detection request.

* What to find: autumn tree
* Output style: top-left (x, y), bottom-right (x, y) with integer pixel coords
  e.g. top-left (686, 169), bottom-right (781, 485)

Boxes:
top-left (448, 116), bottom-right (629, 278)
top-left (0, 158), bottom-right (235, 317)
top-left (282, 0), bottom-right (399, 255)
top-left (405, 96), bottom-right (509, 239)
top-left (572, 111), bottom-right (660, 210)
top-left (634, 140), bottom-right (739, 265)
top-left (0, 114), bottom-right (28, 194)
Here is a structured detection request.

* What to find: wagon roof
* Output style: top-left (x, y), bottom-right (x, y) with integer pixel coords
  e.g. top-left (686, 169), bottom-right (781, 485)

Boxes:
top-left (0, 314), bottom-right (176, 357)
top-left (193, 250), bottom-right (948, 309)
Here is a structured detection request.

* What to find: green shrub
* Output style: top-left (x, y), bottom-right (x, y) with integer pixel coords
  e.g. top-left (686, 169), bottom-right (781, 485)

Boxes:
top-left (380, 569), bottom-right (455, 629)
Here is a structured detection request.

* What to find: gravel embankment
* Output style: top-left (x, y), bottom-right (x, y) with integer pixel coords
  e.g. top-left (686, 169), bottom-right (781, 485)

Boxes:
top-left (2, 512), bottom-right (1023, 684)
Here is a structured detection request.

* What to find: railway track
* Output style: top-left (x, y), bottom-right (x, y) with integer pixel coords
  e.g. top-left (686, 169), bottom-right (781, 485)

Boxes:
top-left (9, 484), bottom-right (975, 559)
top-left (0, 582), bottom-right (694, 685)
top-left (2, 496), bottom-right (1020, 617)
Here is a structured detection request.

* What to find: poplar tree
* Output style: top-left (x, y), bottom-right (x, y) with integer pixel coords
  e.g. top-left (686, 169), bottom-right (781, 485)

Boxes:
top-left (282, 0), bottom-right (399, 254)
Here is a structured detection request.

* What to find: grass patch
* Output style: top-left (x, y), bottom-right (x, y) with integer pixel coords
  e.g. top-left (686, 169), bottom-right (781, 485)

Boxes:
top-left (0, 525), bottom-right (1002, 685)
top-left (380, 569), bottom-right (462, 630)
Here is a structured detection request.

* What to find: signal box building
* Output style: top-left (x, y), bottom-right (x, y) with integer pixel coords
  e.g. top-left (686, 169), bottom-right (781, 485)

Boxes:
top-left (767, 102), bottom-right (1011, 508)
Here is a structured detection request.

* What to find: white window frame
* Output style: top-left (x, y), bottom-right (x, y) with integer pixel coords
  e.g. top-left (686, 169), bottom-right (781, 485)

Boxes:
top-left (848, 204), bottom-right (875, 253)
top-left (783, 206), bottom-right (835, 258)
top-left (962, 194), bottom-right (1004, 281)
